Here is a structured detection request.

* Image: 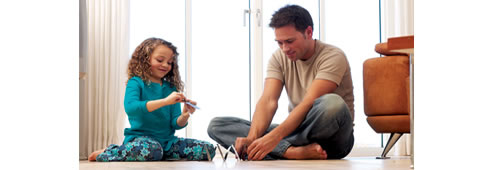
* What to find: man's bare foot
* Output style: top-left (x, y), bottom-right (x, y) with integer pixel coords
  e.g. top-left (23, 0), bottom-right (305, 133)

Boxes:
top-left (283, 143), bottom-right (327, 160)
top-left (88, 149), bottom-right (105, 161)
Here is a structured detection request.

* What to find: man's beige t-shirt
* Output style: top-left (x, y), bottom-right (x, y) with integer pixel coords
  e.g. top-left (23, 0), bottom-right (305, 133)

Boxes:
top-left (266, 40), bottom-right (354, 120)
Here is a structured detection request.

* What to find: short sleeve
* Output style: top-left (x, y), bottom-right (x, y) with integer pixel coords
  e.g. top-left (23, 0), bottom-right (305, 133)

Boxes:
top-left (266, 50), bottom-right (284, 82)
top-left (315, 51), bottom-right (347, 85)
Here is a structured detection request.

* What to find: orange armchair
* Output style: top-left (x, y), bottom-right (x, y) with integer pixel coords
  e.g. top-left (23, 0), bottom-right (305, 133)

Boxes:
top-left (363, 42), bottom-right (410, 159)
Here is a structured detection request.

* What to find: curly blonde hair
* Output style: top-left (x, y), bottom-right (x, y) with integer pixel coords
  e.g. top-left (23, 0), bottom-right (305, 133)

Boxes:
top-left (127, 37), bottom-right (184, 92)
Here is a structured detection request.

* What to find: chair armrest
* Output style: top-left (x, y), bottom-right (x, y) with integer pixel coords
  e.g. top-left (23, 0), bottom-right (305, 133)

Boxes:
top-left (375, 42), bottom-right (409, 56)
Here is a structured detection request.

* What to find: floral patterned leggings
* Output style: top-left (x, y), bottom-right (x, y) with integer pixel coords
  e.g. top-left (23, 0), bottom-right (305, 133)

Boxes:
top-left (96, 136), bottom-right (215, 161)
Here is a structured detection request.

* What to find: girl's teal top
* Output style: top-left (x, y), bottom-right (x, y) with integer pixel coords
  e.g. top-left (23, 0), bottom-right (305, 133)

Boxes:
top-left (123, 76), bottom-right (186, 151)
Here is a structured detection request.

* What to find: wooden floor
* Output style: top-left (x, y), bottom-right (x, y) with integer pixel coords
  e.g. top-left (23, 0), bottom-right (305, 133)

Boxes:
top-left (79, 156), bottom-right (411, 170)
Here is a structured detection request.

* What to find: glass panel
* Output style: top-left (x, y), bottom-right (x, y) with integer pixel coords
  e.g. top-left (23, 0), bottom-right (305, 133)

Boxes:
top-left (191, 0), bottom-right (250, 142)
top-left (262, 0), bottom-right (320, 124)
top-left (129, 0), bottom-right (186, 137)
top-left (324, 0), bottom-right (381, 148)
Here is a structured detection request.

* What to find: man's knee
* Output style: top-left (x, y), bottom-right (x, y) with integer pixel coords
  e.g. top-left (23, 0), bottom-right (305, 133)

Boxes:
top-left (207, 117), bottom-right (240, 138)
top-left (207, 117), bottom-right (222, 138)
top-left (311, 94), bottom-right (352, 125)
top-left (316, 94), bottom-right (347, 114)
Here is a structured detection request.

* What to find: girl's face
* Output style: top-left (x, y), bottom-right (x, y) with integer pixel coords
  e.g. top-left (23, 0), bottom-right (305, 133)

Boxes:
top-left (149, 44), bottom-right (174, 84)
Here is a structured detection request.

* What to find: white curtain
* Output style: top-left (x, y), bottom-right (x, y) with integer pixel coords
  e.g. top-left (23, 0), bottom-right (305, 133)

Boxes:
top-left (382, 0), bottom-right (414, 39)
top-left (381, 0), bottom-right (414, 156)
top-left (79, 0), bottom-right (129, 159)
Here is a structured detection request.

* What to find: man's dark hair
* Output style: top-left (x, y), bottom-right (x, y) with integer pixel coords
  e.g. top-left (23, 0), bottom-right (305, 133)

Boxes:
top-left (269, 4), bottom-right (314, 33)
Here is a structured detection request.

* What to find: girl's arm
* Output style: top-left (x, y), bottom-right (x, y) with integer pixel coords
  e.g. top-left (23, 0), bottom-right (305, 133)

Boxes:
top-left (173, 99), bottom-right (196, 129)
top-left (124, 78), bottom-right (150, 116)
top-left (146, 92), bottom-right (185, 112)
top-left (176, 110), bottom-right (190, 127)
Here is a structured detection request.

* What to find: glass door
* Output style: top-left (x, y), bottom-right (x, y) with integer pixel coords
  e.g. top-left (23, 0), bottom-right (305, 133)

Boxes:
top-left (323, 0), bottom-right (381, 149)
top-left (190, 0), bottom-right (251, 142)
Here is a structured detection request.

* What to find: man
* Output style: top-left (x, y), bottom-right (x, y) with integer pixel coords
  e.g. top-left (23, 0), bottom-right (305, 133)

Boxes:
top-left (207, 4), bottom-right (354, 160)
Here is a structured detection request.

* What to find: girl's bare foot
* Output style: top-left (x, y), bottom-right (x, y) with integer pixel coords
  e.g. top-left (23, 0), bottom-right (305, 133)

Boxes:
top-left (88, 149), bottom-right (105, 161)
top-left (283, 143), bottom-right (327, 160)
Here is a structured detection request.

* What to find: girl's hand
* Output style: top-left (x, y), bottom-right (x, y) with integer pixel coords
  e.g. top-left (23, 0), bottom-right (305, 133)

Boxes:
top-left (176, 98), bottom-right (195, 127)
top-left (165, 92), bottom-right (185, 105)
top-left (182, 99), bottom-right (197, 115)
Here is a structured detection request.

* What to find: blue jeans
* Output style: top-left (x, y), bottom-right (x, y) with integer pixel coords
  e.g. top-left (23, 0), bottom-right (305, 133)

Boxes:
top-left (207, 94), bottom-right (354, 159)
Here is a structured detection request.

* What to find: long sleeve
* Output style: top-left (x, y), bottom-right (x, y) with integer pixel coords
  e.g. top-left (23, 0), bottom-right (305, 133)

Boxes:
top-left (122, 77), bottom-right (181, 152)
top-left (124, 77), bottom-right (150, 116)
top-left (171, 92), bottom-right (187, 130)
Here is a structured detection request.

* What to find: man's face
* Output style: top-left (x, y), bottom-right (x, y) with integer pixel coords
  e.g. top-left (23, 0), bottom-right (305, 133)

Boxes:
top-left (274, 25), bottom-right (313, 61)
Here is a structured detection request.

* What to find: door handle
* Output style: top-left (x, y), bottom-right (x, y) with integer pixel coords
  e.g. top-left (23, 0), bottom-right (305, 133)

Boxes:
top-left (255, 9), bottom-right (261, 27)
top-left (243, 9), bottom-right (250, 27)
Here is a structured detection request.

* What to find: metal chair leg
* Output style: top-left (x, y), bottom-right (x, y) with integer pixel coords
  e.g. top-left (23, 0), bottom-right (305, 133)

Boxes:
top-left (377, 133), bottom-right (404, 159)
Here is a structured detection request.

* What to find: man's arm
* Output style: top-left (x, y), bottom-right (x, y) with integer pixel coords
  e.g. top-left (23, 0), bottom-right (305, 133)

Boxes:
top-left (235, 78), bottom-right (283, 155)
top-left (248, 78), bottom-right (283, 140)
top-left (247, 79), bottom-right (337, 160)
top-left (271, 79), bottom-right (336, 138)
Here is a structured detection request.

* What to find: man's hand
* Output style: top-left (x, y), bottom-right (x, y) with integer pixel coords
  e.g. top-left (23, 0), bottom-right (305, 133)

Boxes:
top-left (235, 137), bottom-right (253, 159)
top-left (246, 134), bottom-right (282, 160)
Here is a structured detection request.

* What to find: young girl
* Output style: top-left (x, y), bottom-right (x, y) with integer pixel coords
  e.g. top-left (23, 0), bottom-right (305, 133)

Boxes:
top-left (89, 37), bottom-right (215, 161)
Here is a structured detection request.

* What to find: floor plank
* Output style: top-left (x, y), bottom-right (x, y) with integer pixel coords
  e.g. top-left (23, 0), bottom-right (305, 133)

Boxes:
top-left (80, 156), bottom-right (411, 170)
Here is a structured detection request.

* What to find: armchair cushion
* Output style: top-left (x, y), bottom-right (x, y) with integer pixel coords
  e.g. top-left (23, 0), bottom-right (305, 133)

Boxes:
top-left (363, 55), bottom-right (409, 116)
